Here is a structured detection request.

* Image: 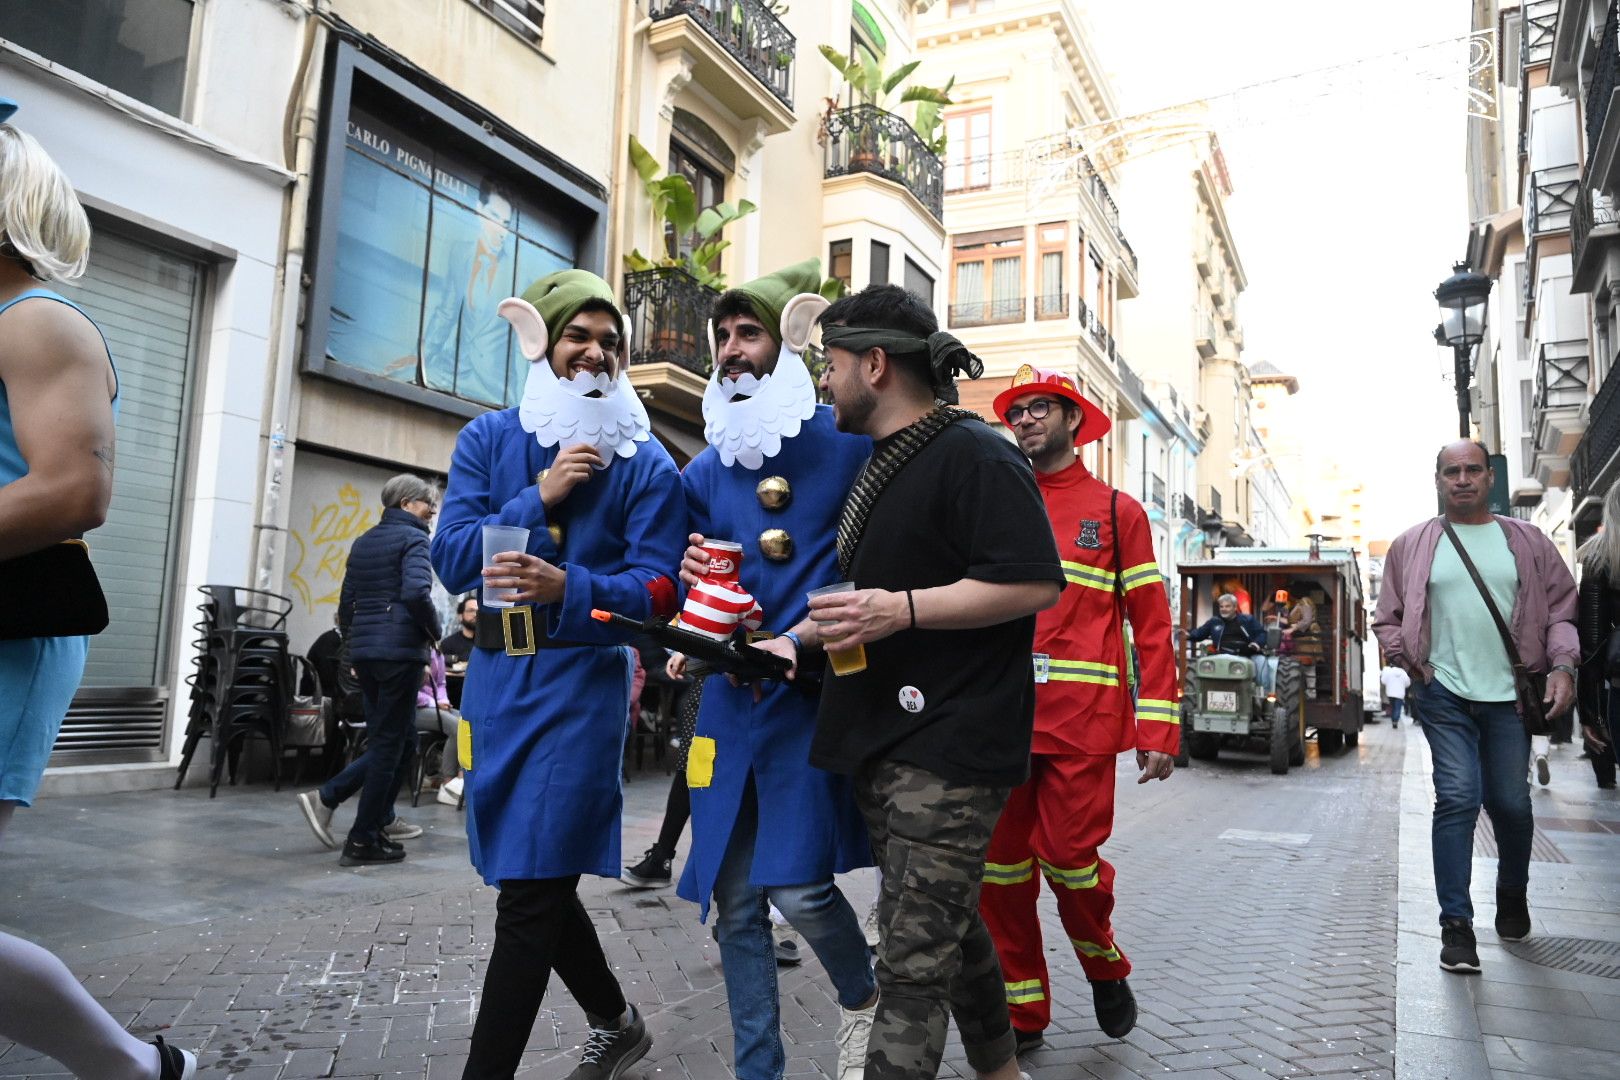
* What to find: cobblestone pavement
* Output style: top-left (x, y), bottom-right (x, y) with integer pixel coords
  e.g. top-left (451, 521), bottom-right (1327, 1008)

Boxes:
top-left (0, 723), bottom-right (1405, 1079)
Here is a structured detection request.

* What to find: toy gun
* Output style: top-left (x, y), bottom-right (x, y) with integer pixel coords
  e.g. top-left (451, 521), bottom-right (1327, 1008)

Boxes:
top-left (590, 610), bottom-right (793, 683)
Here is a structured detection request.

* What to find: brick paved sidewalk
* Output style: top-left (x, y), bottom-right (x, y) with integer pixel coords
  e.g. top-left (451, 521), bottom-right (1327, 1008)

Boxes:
top-left (1395, 727), bottom-right (1620, 1079)
top-left (1, 725), bottom-right (1416, 1079)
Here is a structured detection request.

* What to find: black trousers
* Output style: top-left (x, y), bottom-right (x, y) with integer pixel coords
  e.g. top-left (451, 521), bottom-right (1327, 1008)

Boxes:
top-left (463, 876), bottom-right (627, 1080)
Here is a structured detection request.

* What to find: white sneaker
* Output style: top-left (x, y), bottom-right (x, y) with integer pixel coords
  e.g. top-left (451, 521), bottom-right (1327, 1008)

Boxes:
top-left (1535, 754), bottom-right (1550, 786)
top-left (297, 791), bottom-right (337, 850)
top-left (382, 818), bottom-right (423, 840)
top-left (862, 902), bottom-right (880, 948)
top-left (835, 1001), bottom-right (875, 1080)
top-left (437, 775), bottom-right (464, 807)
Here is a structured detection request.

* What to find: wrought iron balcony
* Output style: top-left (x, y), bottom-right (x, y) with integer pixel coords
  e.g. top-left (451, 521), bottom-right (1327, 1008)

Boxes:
top-left (1588, 0), bottom-right (1619, 173)
top-left (948, 296), bottom-right (1025, 327)
top-left (649, 0), bottom-right (795, 108)
top-left (1527, 165), bottom-right (1579, 237)
top-left (1572, 352), bottom-right (1620, 504)
top-left (1523, 0), bottom-right (1558, 68)
top-left (1035, 293), bottom-right (1068, 319)
top-left (1178, 493), bottom-right (1198, 525)
top-left (1208, 486), bottom-right (1223, 519)
top-left (1572, 176), bottom-right (1619, 291)
top-left (824, 104), bottom-right (945, 222)
top-left (1150, 474), bottom-right (1167, 509)
top-left (623, 266), bottom-right (720, 377)
top-left (1534, 339), bottom-right (1590, 415)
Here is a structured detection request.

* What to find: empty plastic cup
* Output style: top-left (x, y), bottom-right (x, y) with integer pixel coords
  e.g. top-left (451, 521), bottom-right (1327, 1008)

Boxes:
top-left (482, 524), bottom-right (531, 608)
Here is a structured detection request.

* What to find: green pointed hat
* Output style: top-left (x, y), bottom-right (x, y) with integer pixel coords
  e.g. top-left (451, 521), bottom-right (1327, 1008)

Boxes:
top-left (716, 258), bottom-right (824, 344)
top-left (520, 269), bottom-right (622, 336)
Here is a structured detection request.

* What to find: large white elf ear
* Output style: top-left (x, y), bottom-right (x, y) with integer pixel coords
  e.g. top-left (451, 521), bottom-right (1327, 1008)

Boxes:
top-left (497, 297), bottom-right (549, 361)
top-left (781, 293), bottom-right (830, 353)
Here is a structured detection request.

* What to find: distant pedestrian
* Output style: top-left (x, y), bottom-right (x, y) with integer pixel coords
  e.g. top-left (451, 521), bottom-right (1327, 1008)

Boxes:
top-left (0, 95), bottom-right (196, 1079)
top-left (1379, 663), bottom-right (1410, 726)
top-left (1374, 440), bottom-right (1577, 975)
top-left (296, 474), bottom-right (443, 865)
top-left (1575, 481), bottom-right (1620, 791)
top-left (754, 284), bottom-right (1064, 1080)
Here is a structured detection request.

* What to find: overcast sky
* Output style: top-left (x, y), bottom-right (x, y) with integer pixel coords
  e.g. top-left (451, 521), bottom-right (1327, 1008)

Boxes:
top-left (1083, 0), bottom-right (1475, 542)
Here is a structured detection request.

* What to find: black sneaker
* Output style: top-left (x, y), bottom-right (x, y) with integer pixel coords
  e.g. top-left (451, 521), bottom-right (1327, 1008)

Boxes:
top-left (1440, 918), bottom-right (1481, 973)
top-left (1013, 1027), bottom-right (1045, 1055)
top-left (774, 934), bottom-right (802, 966)
top-left (340, 839), bottom-right (406, 866)
top-left (622, 847), bottom-right (673, 889)
top-left (152, 1035), bottom-right (196, 1080)
top-left (564, 1005), bottom-right (653, 1080)
top-left (1496, 887), bottom-right (1532, 942)
top-left (1090, 977), bottom-right (1137, 1038)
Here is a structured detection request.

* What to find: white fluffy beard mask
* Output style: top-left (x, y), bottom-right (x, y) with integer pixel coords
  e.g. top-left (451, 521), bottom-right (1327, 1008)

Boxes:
top-left (702, 345), bottom-right (818, 470)
top-left (519, 362), bottom-right (651, 463)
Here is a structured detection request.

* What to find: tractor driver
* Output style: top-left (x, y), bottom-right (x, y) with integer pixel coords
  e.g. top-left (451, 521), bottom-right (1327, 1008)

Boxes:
top-left (1188, 594), bottom-right (1273, 692)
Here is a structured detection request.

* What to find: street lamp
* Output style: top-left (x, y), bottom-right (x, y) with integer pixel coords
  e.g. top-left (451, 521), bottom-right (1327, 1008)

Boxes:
top-left (1199, 513), bottom-right (1227, 553)
top-left (1434, 262), bottom-right (1493, 438)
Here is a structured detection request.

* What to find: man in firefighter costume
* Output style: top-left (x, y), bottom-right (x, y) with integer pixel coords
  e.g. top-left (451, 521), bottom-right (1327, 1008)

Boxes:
top-left (673, 259), bottom-right (879, 1080)
top-left (981, 366), bottom-right (1178, 1048)
top-left (430, 269), bottom-right (686, 1080)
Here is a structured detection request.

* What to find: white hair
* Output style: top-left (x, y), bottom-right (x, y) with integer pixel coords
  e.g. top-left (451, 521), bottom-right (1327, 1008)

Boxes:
top-left (1217, 593), bottom-right (1238, 606)
top-left (0, 123), bottom-right (91, 283)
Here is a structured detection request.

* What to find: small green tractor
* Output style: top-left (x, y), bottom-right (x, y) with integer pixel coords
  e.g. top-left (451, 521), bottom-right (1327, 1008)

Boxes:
top-left (1179, 650), bottom-right (1306, 775)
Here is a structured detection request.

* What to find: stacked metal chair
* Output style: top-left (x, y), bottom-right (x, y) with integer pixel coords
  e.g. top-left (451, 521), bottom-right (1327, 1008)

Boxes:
top-left (174, 585), bottom-right (294, 797)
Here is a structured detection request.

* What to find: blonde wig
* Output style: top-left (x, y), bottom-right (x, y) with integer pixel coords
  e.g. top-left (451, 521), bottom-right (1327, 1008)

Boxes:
top-left (0, 123), bottom-right (90, 283)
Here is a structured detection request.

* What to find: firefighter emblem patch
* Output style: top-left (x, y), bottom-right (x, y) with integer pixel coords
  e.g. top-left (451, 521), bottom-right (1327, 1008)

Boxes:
top-left (1076, 519), bottom-right (1103, 549)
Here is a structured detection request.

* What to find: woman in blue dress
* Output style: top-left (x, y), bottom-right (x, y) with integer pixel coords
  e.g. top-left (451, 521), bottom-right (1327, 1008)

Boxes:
top-left (0, 99), bottom-right (195, 1078)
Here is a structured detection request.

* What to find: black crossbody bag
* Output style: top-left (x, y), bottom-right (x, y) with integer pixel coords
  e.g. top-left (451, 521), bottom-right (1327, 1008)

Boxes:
top-left (0, 539), bottom-right (110, 640)
top-left (1440, 520), bottom-right (1553, 737)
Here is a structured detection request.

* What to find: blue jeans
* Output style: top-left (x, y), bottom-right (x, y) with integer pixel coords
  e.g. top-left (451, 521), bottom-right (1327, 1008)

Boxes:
top-left (713, 779), bottom-right (877, 1080)
top-left (1255, 655), bottom-right (1278, 694)
top-left (1390, 698), bottom-right (1404, 724)
top-left (320, 659), bottom-right (420, 845)
top-left (1414, 678), bottom-right (1532, 923)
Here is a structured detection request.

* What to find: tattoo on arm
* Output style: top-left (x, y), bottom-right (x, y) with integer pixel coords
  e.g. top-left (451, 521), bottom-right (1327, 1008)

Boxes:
top-left (93, 444), bottom-right (115, 477)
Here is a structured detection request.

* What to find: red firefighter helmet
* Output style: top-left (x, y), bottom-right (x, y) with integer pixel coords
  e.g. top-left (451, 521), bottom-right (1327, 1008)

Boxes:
top-left (992, 364), bottom-right (1112, 445)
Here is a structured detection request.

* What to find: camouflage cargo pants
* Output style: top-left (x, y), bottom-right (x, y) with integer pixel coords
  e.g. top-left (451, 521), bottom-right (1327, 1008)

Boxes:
top-left (855, 758), bottom-right (1018, 1080)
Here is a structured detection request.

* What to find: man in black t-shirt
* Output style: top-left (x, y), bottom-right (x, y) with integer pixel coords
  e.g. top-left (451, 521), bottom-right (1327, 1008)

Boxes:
top-left (753, 285), bottom-right (1063, 1080)
top-left (437, 595), bottom-right (477, 669)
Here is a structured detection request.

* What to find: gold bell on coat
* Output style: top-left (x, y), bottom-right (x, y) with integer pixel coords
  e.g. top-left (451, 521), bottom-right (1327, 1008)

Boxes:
top-left (756, 476), bottom-right (792, 511)
top-left (548, 523), bottom-right (565, 548)
top-left (759, 528), bottom-right (794, 562)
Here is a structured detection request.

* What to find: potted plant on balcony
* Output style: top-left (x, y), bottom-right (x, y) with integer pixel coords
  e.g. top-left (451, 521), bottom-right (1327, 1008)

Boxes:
top-left (817, 48), bottom-right (953, 169)
top-left (624, 135), bottom-right (758, 356)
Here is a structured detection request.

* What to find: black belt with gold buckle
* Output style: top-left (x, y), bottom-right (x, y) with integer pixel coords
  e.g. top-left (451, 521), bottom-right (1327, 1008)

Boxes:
top-left (474, 606), bottom-right (578, 656)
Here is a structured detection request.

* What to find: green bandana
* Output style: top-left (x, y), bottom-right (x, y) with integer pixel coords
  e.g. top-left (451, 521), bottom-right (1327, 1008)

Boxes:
top-left (521, 269), bottom-right (622, 337)
top-left (819, 325), bottom-right (985, 392)
top-left (718, 258), bottom-right (824, 344)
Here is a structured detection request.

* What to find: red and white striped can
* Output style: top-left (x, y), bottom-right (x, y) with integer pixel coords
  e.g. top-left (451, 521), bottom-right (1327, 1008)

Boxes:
top-left (681, 540), bottom-right (762, 640)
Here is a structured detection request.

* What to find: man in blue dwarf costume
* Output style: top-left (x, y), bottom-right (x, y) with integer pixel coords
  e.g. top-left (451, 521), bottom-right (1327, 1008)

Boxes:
top-left (430, 269), bottom-right (685, 1080)
top-left (671, 259), bottom-right (879, 1080)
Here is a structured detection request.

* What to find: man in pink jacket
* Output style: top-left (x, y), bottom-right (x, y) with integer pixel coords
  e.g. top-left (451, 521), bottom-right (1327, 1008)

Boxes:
top-left (1373, 441), bottom-right (1577, 975)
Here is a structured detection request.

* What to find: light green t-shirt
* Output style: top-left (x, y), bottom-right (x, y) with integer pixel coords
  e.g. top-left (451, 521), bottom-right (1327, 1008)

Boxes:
top-left (1427, 522), bottom-right (1518, 702)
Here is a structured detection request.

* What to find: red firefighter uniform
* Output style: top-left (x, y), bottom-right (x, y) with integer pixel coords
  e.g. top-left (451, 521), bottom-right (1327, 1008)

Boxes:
top-left (980, 367), bottom-right (1179, 1034)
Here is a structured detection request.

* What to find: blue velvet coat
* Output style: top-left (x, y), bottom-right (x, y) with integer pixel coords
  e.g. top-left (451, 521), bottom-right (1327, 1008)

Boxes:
top-left (431, 408), bottom-right (686, 884)
top-left (676, 406), bottom-right (874, 917)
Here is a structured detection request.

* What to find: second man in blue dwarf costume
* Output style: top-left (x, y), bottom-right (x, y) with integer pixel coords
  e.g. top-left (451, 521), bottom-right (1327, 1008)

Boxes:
top-left (429, 269), bottom-right (686, 1080)
top-left (670, 259), bottom-right (879, 1080)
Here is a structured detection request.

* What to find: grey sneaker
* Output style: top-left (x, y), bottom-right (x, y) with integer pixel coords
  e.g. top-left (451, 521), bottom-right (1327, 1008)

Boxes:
top-left (297, 791), bottom-right (337, 850)
top-left (835, 1001), bottom-right (875, 1080)
top-left (862, 901), bottom-right (880, 948)
top-left (564, 1005), bottom-right (652, 1080)
top-left (382, 817), bottom-right (423, 840)
top-left (1535, 754), bottom-right (1550, 786)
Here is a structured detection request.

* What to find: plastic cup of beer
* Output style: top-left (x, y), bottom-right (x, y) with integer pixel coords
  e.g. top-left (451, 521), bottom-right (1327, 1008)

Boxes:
top-left (807, 581), bottom-right (867, 676)
top-left (481, 524), bottom-right (531, 608)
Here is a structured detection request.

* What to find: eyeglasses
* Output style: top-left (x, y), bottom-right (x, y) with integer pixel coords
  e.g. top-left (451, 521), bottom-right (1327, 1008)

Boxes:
top-left (1004, 399), bottom-right (1059, 425)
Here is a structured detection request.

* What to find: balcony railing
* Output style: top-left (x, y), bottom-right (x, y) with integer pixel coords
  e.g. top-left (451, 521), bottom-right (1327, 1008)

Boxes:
top-left (1534, 339), bottom-right (1591, 416)
top-left (1527, 165), bottom-right (1579, 236)
top-left (1035, 293), bottom-right (1068, 319)
top-left (824, 104), bottom-right (945, 222)
top-left (649, 0), bottom-right (795, 107)
top-left (1208, 487), bottom-right (1223, 519)
top-left (1574, 356), bottom-right (1620, 502)
top-left (949, 296), bottom-right (1025, 327)
top-left (623, 266), bottom-right (720, 377)
top-left (1523, 0), bottom-right (1558, 68)
top-left (1587, 0), bottom-right (1619, 173)
top-left (1149, 474), bottom-right (1167, 509)
top-left (1177, 493), bottom-right (1198, 525)
top-left (1573, 176), bottom-right (1619, 288)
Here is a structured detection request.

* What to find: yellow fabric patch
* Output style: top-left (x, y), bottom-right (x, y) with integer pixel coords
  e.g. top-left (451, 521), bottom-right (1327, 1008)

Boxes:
top-left (457, 717), bottom-right (474, 772)
top-left (687, 736), bottom-right (717, 789)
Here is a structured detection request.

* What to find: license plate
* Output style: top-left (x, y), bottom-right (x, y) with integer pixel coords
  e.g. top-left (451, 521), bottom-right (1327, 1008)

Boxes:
top-left (1205, 690), bottom-right (1238, 712)
top-left (1199, 715), bottom-right (1247, 734)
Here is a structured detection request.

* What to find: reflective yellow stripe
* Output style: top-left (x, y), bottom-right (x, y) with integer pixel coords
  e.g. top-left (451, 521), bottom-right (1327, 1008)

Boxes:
top-left (1004, 979), bottom-right (1046, 1004)
top-left (1121, 561), bottom-right (1159, 582)
top-left (1039, 858), bottom-right (1100, 889)
top-left (1046, 657), bottom-right (1121, 687)
top-left (1060, 560), bottom-right (1116, 591)
top-left (983, 859), bottom-right (1035, 885)
top-left (1136, 698), bottom-right (1180, 725)
top-left (1122, 570), bottom-right (1162, 592)
top-left (1070, 937), bottom-right (1123, 962)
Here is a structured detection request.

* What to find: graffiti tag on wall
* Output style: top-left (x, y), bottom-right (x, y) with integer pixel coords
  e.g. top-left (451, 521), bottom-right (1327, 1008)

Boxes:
top-left (287, 483), bottom-right (379, 613)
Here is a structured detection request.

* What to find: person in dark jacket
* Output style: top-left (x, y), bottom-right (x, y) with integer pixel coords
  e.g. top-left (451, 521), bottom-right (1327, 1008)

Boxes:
top-left (1575, 483), bottom-right (1620, 790)
top-left (1188, 594), bottom-right (1267, 656)
top-left (297, 474), bottom-right (444, 865)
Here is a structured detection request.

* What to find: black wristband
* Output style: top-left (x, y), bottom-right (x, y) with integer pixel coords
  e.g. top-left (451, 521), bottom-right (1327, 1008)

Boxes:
top-left (906, 589), bottom-right (917, 630)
